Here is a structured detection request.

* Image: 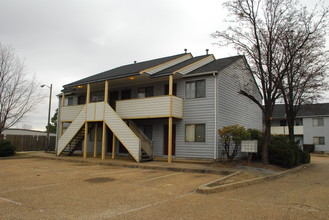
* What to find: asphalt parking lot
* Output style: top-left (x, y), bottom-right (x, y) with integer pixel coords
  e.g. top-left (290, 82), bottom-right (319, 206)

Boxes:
top-left (1, 156), bottom-right (329, 220)
top-left (0, 158), bottom-right (222, 220)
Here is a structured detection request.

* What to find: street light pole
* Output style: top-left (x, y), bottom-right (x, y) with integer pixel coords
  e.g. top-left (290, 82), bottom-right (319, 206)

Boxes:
top-left (41, 84), bottom-right (52, 152)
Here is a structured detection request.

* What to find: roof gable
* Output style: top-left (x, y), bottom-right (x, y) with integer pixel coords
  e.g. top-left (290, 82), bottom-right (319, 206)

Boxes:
top-left (65, 53), bottom-right (191, 87)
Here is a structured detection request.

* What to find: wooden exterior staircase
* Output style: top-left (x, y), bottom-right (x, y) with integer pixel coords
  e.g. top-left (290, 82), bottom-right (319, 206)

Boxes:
top-left (57, 103), bottom-right (153, 162)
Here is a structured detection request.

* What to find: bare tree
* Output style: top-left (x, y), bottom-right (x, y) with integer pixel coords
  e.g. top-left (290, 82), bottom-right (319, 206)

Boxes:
top-left (279, 6), bottom-right (329, 141)
top-left (0, 43), bottom-right (43, 134)
top-left (212, 0), bottom-right (328, 163)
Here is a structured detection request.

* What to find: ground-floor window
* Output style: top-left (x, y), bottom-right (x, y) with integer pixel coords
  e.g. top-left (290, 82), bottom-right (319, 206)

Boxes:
top-left (313, 137), bottom-right (325, 145)
top-left (185, 124), bottom-right (205, 142)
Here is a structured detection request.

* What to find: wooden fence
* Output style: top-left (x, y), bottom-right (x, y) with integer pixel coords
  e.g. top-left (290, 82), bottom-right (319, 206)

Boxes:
top-left (0, 134), bottom-right (56, 151)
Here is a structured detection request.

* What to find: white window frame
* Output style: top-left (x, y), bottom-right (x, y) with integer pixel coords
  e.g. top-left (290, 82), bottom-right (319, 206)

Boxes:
top-left (185, 79), bottom-right (206, 99)
top-left (312, 118), bottom-right (324, 126)
top-left (313, 137), bottom-right (325, 145)
top-left (185, 124), bottom-right (205, 142)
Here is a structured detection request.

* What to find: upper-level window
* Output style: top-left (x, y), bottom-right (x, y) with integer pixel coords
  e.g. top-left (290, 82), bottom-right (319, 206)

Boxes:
top-left (78, 95), bottom-right (86, 105)
top-left (312, 118), bottom-right (324, 126)
top-left (138, 87), bottom-right (153, 98)
top-left (185, 124), bottom-right (205, 142)
top-left (313, 137), bottom-right (325, 145)
top-left (91, 93), bottom-right (104, 102)
top-left (280, 120), bottom-right (286, 126)
top-left (67, 97), bottom-right (74, 106)
top-left (186, 80), bottom-right (205, 99)
top-left (121, 89), bottom-right (131, 100)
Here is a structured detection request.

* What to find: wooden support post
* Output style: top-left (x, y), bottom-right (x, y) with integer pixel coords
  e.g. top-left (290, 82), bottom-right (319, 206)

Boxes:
top-left (168, 74), bottom-right (174, 163)
top-left (104, 80), bottom-right (109, 104)
top-left (86, 84), bottom-right (90, 104)
top-left (60, 93), bottom-right (65, 136)
top-left (112, 135), bottom-right (116, 159)
top-left (101, 122), bottom-right (106, 160)
top-left (93, 123), bottom-right (98, 158)
top-left (101, 80), bottom-right (109, 160)
top-left (83, 122), bottom-right (88, 159)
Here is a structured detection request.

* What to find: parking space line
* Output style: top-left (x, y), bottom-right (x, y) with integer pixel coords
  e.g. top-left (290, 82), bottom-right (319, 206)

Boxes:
top-left (0, 197), bottom-right (22, 205)
top-left (107, 191), bottom-right (195, 218)
top-left (139, 172), bottom-right (181, 182)
top-left (90, 169), bottom-right (136, 176)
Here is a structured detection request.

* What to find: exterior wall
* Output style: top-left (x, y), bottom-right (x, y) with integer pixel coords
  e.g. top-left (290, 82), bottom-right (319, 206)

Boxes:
top-left (175, 75), bottom-right (216, 159)
top-left (303, 117), bottom-right (329, 152)
top-left (217, 59), bottom-right (263, 159)
top-left (59, 60), bottom-right (263, 159)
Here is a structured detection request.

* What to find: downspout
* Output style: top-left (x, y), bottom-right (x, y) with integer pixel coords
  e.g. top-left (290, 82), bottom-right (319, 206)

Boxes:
top-left (213, 72), bottom-right (218, 160)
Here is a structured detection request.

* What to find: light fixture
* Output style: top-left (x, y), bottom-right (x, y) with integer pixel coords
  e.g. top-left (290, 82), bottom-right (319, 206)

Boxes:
top-left (77, 85), bottom-right (83, 88)
top-left (129, 76), bottom-right (135, 80)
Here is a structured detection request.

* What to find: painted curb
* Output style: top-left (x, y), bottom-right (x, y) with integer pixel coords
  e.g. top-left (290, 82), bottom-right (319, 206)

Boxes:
top-left (27, 154), bottom-right (233, 176)
top-left (196, 163), bottom-right (312, 194)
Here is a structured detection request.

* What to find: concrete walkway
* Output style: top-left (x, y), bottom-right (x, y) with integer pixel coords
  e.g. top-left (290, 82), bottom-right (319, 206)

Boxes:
top-left (18, 151), bottom-right (280, 178)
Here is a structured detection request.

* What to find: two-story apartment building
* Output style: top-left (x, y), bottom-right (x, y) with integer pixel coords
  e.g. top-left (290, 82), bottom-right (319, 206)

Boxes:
top-left (271, 103), bottom-right (329, 152)
top-left (56, 52), bottom-right (262, 162)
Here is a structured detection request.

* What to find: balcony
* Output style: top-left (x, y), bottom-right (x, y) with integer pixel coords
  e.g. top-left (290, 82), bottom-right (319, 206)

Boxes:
top-left (271, 126), bottom-right (304, 135)
top-left (116, 95), bottom-right (183, 119)
top-left (61, 95), bottom-right (183, 122)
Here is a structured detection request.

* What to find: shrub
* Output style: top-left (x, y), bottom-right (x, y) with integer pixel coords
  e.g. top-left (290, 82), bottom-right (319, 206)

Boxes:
top-left (219, 125), bottom-right (251, 162)
top-left (0, 141), bottom-right (16, 157)
top-left (300, 150), bottom-right (311, 164)
top-left (269, 135), bottom-right (301, 168)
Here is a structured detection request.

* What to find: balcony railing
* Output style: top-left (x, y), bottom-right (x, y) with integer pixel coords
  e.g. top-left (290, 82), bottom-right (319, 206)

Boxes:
top-left (271, 126), bottom-right (304, 135)
top-left (61, 95), bottom-right (184, 122)
top-left (116, 95), bottom-right (183, 119)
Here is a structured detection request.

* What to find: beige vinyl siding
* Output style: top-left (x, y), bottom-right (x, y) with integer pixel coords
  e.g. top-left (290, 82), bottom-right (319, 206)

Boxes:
top-left (116, 96), bottom-right (182, 119)
top-left (86, 102), bottom-right (105, 121)
top-left (104, 104), bottom-right (141, 161)
top-left (176, 55), bottom-right (215, 75)
top-left (61, 105), bottom-right (84, 121)
top-left (57, 105), bottom-right (87, 155)
top-left (172, 96), bottom-right (183, 118)
top-left (143, 54), bottom-right (192, 75)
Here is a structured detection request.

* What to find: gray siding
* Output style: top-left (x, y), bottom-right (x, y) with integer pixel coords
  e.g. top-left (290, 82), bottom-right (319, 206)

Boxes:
top-left (175, 75), bottom-right (216, 159)
top-left (303, 117), bottom-right (329, 152)
top-left (217, 59), bottom-right (262, 158)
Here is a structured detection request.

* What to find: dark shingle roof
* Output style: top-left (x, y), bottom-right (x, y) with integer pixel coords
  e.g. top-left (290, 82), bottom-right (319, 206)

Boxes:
top-left (187, 55), bottom-right (243, 75)
top-left (64, 53), bottom-right (245, 88)
top-left (273, 103), bottom-right (329, 118)
top-left (64, 53), bottom-right (189, 87)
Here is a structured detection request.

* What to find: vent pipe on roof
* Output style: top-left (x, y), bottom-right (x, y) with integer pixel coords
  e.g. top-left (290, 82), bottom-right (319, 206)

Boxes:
top-left (184, 49), bottom-right (187, 54)
top-left (206, 49), bottom-right (209, 55)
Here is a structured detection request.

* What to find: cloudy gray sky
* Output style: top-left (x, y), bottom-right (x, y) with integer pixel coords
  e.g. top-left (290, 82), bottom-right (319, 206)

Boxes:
top-left (0, 0), bottom-right (327, 131)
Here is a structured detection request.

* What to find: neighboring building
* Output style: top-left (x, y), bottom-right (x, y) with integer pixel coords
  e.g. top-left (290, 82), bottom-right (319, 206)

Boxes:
top-left (2, 128), bottom-right (56, 137)
top-left (56, 52), bottom-right (262, 162)
top-left (271, 103), bottom-right (329, 152)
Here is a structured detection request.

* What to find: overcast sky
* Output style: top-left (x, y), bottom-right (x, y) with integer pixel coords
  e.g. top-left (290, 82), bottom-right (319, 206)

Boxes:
top-left (1, 0), bottom-right (328, 131)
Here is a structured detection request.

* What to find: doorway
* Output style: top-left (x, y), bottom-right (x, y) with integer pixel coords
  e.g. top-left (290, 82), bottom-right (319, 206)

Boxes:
top-left (109, 91), bottom-right (119, 109)
top-left (164, 124), bottom-right (176, 156)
